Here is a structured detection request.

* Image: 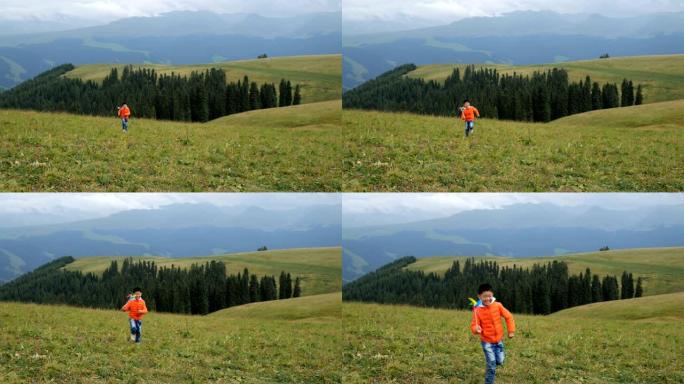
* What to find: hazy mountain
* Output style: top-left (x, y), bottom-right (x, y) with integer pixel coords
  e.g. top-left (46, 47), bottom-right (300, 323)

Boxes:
top-left (342, 11), bottom-right (684, 89)
top-left (0, 11), bottom-right (341, 89)
top-left (342, 204), bottom-right (684, 282)
top-left (0, 203), bottom-right (341, 282)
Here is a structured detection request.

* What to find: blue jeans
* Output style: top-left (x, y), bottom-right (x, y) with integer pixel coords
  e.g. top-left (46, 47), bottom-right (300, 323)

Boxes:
top-left (121, 118), bottom-right (129, 131)
top-left (482, 341), bottom-right (505, 384)
top-left (129, 319), bottom-right (142, 343)
top-left (465, 121), bottom-right (474, 136)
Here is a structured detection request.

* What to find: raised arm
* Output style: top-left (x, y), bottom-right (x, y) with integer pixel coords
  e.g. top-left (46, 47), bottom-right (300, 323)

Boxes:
top-left (121, 301), bottom-right (130, 312)
top-left (499, 304), bottom-right (515, 336)
top-left (470, 310), bottom-right (481, 335)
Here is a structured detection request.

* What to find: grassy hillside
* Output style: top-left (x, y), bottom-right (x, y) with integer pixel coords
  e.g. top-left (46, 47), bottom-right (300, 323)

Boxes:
top-left (214, 292), bottom-right (341, 321)
top-left (65, 54), bottom-right (342, 104)
top-left (0, 100), bottom-right (341, 191)
top-left (343, 300), bottom-right (683, 383)
top-left (342, 99), bottom-right (684, 191)
top-left (406, 247), bottom-right (684, 297)
top-left (0, 294), bottom-right (341, 383)
top-left (552, 291), bottom-right (684, 321)
top-left (407, 54), bottom-right (684, 104)
top-left (64, 247), bottom-right (342, 296)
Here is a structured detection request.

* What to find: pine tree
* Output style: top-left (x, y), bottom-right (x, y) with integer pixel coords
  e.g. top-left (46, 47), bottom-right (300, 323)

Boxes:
top-left (635, 84), bottom-right (644, 105)
top-left (591, 82), bottom-right (602, 110)
top-left (293, 84), bottom-right (302, 105)
top-left (293, 277), bottom-right (301, 297)
top-left (249, 82), bottom-right (261, 110)
top-left (635, 277), bottom-right (643, 297)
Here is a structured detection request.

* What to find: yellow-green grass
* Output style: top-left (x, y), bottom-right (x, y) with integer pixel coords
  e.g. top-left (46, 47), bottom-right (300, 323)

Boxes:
top-left (407, 54), bottom-right (684, 104)
top-left (214, 292), bottom-right (341, 322)
top-left (65, 54), bottom-right (342, 104)
top-left (342, 100), bottom-right (684, 191)
top-left (553, 291), bottom-right (684, 322)
top-left (0, 100), bottom-right (341, 191)
top-left (64, 247), bottom-right (342, 296)
top-left (343, 299), bottom-right (684, 383)
top-left (0, 295), bottom-right (341, 383)
top-left (406, 247), bottom-right (684, 297)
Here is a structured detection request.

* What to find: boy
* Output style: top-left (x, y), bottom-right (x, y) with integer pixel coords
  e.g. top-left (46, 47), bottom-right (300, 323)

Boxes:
top-left (121, 287), bottom-right (148, 344)
top-left (459, 99), bottom-right (480, 137)
top-left (470, 283), bottom-right (515, 384)
top-left (117, 103), bottom-right (131, 133)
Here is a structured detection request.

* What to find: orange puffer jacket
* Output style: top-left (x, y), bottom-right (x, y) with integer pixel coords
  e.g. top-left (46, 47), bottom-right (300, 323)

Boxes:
top-left (122, 298), bottom-right (148, 320)
top-left (460, 106), bottom-right (479, 121)
top-left (470, 302), bottom-right (515, 343)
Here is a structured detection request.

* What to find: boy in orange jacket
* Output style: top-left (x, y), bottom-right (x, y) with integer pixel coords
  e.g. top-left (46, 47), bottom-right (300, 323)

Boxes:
top-left (117, 103), bottom-right (131, 133)
top-left (121, 287), bottom-right (148, 343)
top-left (471, 283), bottom-right (515, 384)
top-left (459, 99), bottom-right (480, 137)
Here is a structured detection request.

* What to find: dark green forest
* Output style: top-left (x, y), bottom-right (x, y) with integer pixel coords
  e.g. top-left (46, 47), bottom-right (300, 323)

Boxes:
top-left (0, 64), bottom-right (302, 122)
top-left (342, 256), bottom-right (642, 315)
top-left (0, 256), bottom-right (302, 315)
top-left (342, 64), bottom-right (643, 122)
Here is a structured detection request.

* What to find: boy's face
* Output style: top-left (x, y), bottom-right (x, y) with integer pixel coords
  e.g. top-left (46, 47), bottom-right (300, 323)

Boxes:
top-left (134, 291), bottom-right (142, 299)
top-left (464, 101), bottom-right (470, 107)
top-left (479, 291), bottom-right (494, 306)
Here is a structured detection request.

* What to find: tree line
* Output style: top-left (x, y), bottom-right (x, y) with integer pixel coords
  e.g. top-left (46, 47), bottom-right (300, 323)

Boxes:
top-left (342, 256), bottom-right (643, 315)
top-left (0, 64), bottom-right (302, 122)
top-left (343, 64), bottom-right (643, 122)
top-left (0, 256), bottom-right (302, 315)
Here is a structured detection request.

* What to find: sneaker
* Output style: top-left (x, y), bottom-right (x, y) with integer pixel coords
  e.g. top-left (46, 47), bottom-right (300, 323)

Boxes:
top-left (130, 334), bottom-right (136, 342)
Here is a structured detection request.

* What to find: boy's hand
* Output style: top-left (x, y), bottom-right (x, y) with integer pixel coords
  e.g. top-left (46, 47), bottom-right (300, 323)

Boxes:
top-left (508, 332), bottom-right (515, 338)
top-left (475, 325), bottom-right (482, 334)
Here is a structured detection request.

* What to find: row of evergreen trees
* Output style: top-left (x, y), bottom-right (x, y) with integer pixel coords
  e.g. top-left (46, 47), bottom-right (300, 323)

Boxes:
top-left (342, 257), bottom-right (643, 315)
top-left (0, 256), bottom-right (302, 315)
top-left (343, 64), bottom-right (643, 122)
top-left (0, 64), bottom-right (302, 122)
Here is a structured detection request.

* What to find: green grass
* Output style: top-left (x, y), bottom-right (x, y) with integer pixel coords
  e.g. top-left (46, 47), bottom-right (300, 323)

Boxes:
top-left (406, 247), bottom-right (684, 297)
top-left (64, 247), bottom-right (342, 296)
top-left (343, 299), bottom-right (684, 383)
top-left (552, 291), bottom-right (684, 322)
top-left (65, 54), bottom-right (342, 104)
top-left (0, 100), bottom-right (341, 191)
top-left (342, 99), bottom-right (684, 191)
top-left (408, 54), bottom-right (684, 104)
top-left (0, 294), bottom-right (341, 383)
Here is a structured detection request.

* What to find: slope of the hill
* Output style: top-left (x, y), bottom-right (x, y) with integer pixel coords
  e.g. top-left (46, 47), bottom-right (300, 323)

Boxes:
top-left (552, 291), bottom-right (684, 321)
top-left (212, 292), bottom-right (341, 321)
top-left (65, 54), bottom-right (342, 103)
top-left (0, 298), bottom-right (341, 383)
top-left (0, 100), bottom-right (342, 191)
top-left (64, 247), bottom-right (342, 296)
top-left (406, 247), bottom-right (684, 296)
top-left (343, 300), bottom-right (683, 383)
top-left (407, 54), bottom-right (684, 103)
top-left (342, 100), bottom-right (684, 191)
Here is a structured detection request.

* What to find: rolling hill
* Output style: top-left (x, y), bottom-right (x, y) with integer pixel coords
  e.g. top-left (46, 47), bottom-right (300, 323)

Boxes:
top-left (64, 54), bottom-right (342, 104)
top-left (407, 54), bottom-right (684, 104)
top-left (0, 98), bottom-right (342, 192)
top-left (405, 247), bottom-right (684, 297)
top-left (63, 247), bottom-right (342, 296)
top-left (342, 97), bottom-right (684, 192)
top-left (0, 292), bottom-right (341, 383)
top-left (342, 11), bottom-right (684, 89)
top-left (343, 297), bottom-right (683, 383)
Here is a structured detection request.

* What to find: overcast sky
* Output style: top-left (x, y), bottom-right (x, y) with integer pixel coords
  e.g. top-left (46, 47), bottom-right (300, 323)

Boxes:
top-left (343, 0), bottom-right (684, 24)
top-left (342, 193), bottom-right (684, 226)
top-left (0, 0), bottom-right (340, 22)
top-left (0, 193), bottom-right (340, 220)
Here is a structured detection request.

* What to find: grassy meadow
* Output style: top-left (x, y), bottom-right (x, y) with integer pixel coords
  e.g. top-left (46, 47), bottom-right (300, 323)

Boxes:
top-left (343, 297), bottom-right (684, 384)
top-left (0, 292), bottom-right (341, 383)
top-left (64, 247), bottom-right (342, 296)
top-left (0, 99), bottom-right (341, 191)
top-left (342, 99), bottom-right (684, 191)
top-left (65, 54), bottom-right (342, 104)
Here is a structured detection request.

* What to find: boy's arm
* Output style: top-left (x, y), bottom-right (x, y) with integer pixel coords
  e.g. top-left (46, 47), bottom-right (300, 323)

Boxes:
top-left (474, 107), bottom-right (480, 117)
top-left (500, 304), bottom-right (515, 335)
top-left (470, 310), bottom-right (481, 335)
top-left (139, 300), bottom-right (148, 314)
top-left (121, 301), bottom-right (130, 311)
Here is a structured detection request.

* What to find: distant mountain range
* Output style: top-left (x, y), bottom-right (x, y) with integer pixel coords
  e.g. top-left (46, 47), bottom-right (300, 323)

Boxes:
top-left (343, 11), bottom-right (684, 89)
top-left (0, 11), bottom-right (341, 89)
top-left (0, 203), bottom-right (341, 282)
top-left (343, 203), bottom-right (684, 282)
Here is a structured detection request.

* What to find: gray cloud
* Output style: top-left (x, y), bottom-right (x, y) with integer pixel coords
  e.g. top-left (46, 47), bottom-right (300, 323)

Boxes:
top-left (0, 0), bottom-right (340, 22)
top-left (343, 0), bottom-right (684, 24)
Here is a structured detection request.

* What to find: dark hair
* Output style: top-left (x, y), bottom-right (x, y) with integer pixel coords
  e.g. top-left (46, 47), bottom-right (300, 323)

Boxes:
top-left (133, 287), bottom-right (142, 293)
top-left (463, 99), bottom-right (470, 103)
top-left (478, 283), bottom-right (493, 294)
top-left (122, 102), bottom-right (127, 105)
